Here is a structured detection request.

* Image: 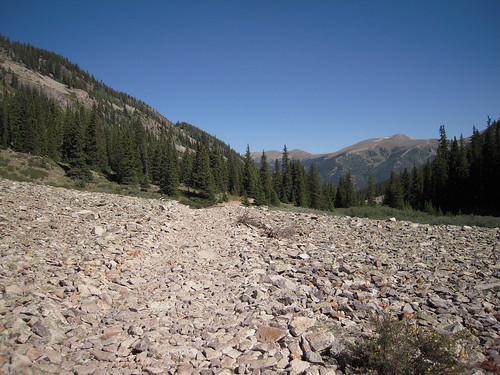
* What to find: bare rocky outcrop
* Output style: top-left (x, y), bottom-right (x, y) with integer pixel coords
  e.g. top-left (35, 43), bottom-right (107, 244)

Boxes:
top-left (0, 178), bottom-right (498, 374)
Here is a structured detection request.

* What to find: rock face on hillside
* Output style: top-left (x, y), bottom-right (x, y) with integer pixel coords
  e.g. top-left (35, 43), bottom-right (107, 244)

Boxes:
top-left (0, 178), bottom-right (498, 374)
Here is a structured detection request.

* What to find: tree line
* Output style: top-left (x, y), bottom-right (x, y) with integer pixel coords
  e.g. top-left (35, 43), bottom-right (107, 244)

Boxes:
top-left (2, 80), bottom-right (498, 216)
top-left (382, 121), bottom-right (500, 216)
top-left (1, 34), bottom-right (499, 216)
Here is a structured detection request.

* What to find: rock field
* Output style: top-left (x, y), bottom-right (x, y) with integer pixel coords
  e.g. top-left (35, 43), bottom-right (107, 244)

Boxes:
top-left (0, 178), bottom-right (498, 374)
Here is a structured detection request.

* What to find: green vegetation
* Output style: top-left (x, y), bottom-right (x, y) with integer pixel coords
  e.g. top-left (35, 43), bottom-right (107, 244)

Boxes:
top-left (1, 34), bottom-right (499, 220)
top-left (342, 314), bottom-right (473, 375)
top-left (382, 122), bottom-right (500, 216)
top-left (272, 204), bottom-right (500, 228)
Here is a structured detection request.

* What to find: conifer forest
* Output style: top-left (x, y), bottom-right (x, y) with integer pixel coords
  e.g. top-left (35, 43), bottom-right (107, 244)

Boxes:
top-left (1, 35), bottom-right (499, 216)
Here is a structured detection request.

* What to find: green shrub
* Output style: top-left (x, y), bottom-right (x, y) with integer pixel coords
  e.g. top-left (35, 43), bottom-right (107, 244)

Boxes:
top-left (346, 315), bottom-right (472, 375)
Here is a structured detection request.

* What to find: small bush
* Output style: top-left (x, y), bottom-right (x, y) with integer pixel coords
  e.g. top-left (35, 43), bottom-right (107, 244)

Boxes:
top-left (346, 314), bottom-right (472, 375)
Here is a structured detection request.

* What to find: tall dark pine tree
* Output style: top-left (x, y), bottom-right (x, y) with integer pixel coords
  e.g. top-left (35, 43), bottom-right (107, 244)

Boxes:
top-left (307, 163), bottom-right (323, 209)
top-left (242, 145), bottom-right (264, 204)
top-left (335, 171), bottom-right (355, 208)
top-left (227, 153), bottom-right (242, 196)
top-left (192, 135), bottom-right (216, 199)
top-left (432, 125), bottom-right (449, 210)
top-left (63, 106), bottom-right (92, 181)
top-left (409, 165), bottom-right (424, 210)
top-left (383, 171), bottom-right (404, 209)
top-left (280, 145), bottom-right (293, 203)
top-left (179, 149), bottom-right (194, 187)
top-left (291, 160), bottom-right (308, 207)
top-left (159, 138), bottom-right (179, 196)
top-left (322, 181), bottom-right (336, 211)
top-left (210, 143), bottom-right (228, 193)
top-left (365, 173), bottom-right (376, 207)
top-left (259, 151), bottom-right (279, 206)
top-left (116, 130), bottom-right (142, 185)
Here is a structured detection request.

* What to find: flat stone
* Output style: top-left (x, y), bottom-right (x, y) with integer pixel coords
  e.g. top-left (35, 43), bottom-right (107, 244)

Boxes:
top-left (256, 325), bottom-right (287, 343)
top-left (45, 347), bottom-right (63, 364)
top-left (288, 358), bottom-right (310, 374)
top-left (289, 316), bottom-right (316, 337)
top-left (304, 331), bottom-right (334, 352)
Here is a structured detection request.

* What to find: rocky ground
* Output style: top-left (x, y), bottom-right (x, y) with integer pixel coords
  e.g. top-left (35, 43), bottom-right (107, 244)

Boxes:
top-left (0, 178), bottom-right (498, 374)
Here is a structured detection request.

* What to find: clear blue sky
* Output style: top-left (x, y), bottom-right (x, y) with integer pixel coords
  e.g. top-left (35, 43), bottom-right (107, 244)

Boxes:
top-left (2, 0), bottom-right (499, 154)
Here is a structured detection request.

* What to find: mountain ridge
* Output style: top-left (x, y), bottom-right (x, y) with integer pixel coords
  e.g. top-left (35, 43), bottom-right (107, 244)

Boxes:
top-left (251, 134), bottom-right (439, 188)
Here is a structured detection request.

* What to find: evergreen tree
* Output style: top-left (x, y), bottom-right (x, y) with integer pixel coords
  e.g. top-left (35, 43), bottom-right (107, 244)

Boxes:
top-left (259, 151), bottom-right (279, 205)
top-left (291, 160), bottom-right (308, 207)
top-left (210, 143), bottom-right (228, 193)
top-left (280, 145), bottom-right (293, 203)
top-left (179, 149), bottom-right (194, 186)
top-left (384, 171), bottom-right (404, 209)
top-left (409, 165), bottom-right (424, 210)
top-left (192, 135), bottom-right (216, 199)
top-left (159, 138), bottom-right (179, 196)
top-left (307, 163), bottom-right (323, 209)
top-left (115, 130), bottom-right (142, 185)
top-left (365, 173), bottom-right (376, 207)
top-left (242, 145), bottom-right (257, 197)
top-left (400, 168), bottom-right (411, 206)
top-left (322, 181), bottom-right (336, 211)
top-left (432, 125), bottom-right (449, 210)
top-left (335, 171), bottom-right (355, 208)
top-left (272, 159), bottom-right (282, 199)
top-left (62, 106), bottom-right (92, 181)
top-left (227, 153), bottom-right (242, 196)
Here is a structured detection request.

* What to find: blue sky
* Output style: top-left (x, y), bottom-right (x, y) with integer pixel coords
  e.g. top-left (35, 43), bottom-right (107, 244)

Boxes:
top-left (1, 0), bottom-right (499, 154)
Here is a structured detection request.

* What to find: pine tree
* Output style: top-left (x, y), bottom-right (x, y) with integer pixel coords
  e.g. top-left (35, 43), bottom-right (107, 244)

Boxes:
top-left (432, 125), bottom-right (449, 210)
top-left (192, 135), bottom-right (216, 199)
top-left (179, 149), bottom-right (194, 186)
top-left (400, 168), bottom-right (411, 206)
top-left (115, 130), bottom-right (142, 185)
top-left (365, 173), bottom-right (376, 207)
top-left (227, 153), bottom-right (242, 196)
top-left (159, 138), bottom-right (179, 196)
top-left (272, 159), bottom-right (282, 199)
top-left (280, 145), bottom-right (293, 203)
top-left (259, 151), bottom-right (278, 205)
top-left (409, 165), bottom-right (424, 210)
top-left (307, 163), bottom-right (323, 209)
top-left (335, 171), bottom-right (355, 208)
top-left (291, 160), bottom-right (308, 207)
top-left (322, 181), bottom-right (336, 211)
top-left (210, 143), bottom-right (228, 193)
top-left (384, 171), bottom-right (404, 209)
top-left (63, 106), bottom-right (92, 181)
top-left (243, 145), bottom-right (258, 198)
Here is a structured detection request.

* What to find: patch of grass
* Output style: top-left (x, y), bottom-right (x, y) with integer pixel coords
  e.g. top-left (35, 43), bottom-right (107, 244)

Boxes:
top-left (341, 314), bottom-right (473, 375)
top-left (0, 155), bottom-right (9, 166)
top-left (0, 169), bottom-right (29, 182)
top-left (179, 195), bottom-right (217, 209)
top-left (271, 205), bottom-right (500, 228)
top-left (19, 167), bottom-right (49, 180)
top-left (27, 157), bottom-right (53, 170)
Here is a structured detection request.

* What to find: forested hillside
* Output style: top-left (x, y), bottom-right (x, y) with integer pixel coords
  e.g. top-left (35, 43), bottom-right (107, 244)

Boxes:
top-left (0, 35), bottom-right (244, 199)
top-left (382, 122), bottom-right (500, 216)
top-left (1, 35), bottom-right (499, 216)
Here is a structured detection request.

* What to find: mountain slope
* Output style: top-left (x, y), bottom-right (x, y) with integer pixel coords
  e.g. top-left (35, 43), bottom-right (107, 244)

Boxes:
top-left (252, 134), bottom-right (438, 188)
top-left (0, 35), bottom-right (235, 156)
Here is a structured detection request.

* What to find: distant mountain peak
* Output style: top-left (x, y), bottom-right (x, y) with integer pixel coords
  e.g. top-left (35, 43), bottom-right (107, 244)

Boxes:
top-left (251, 134), bottom-right (438, 188)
